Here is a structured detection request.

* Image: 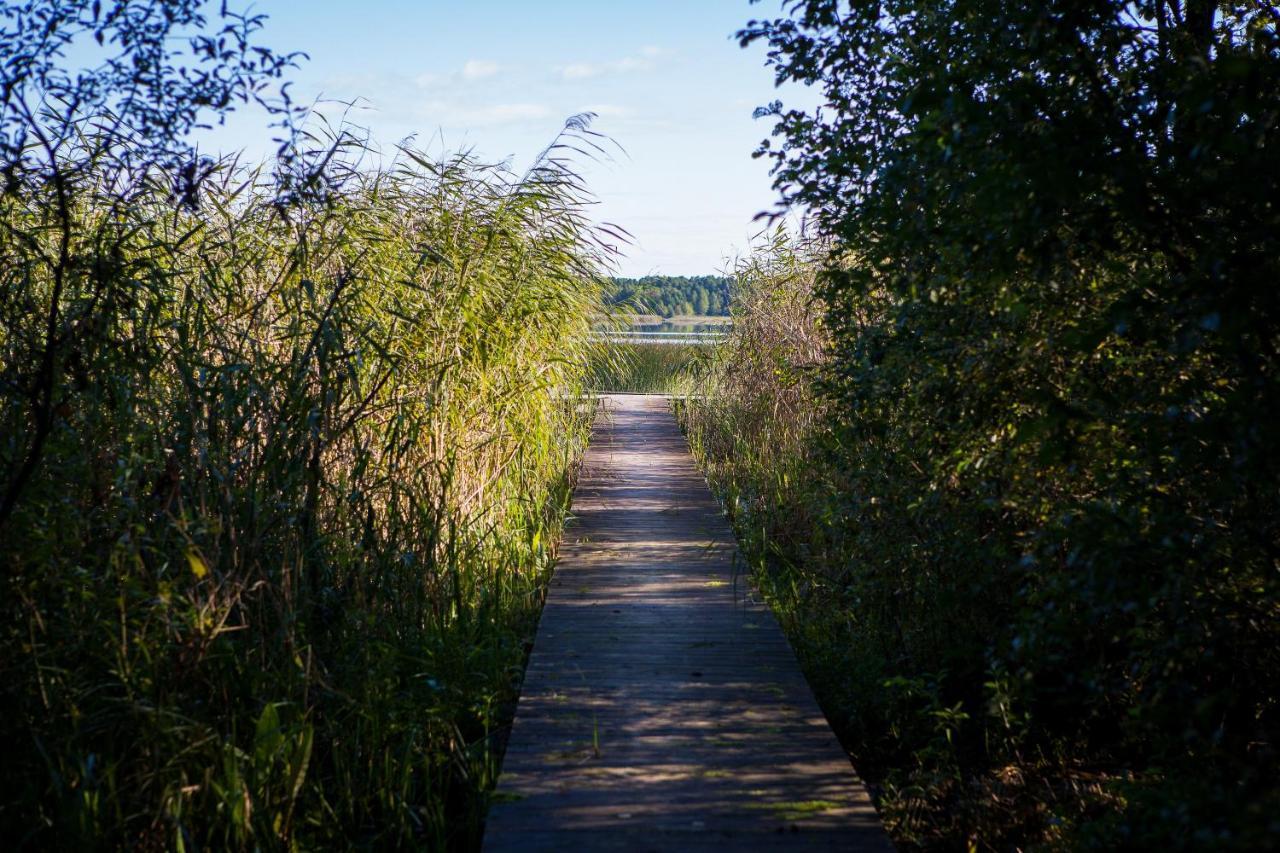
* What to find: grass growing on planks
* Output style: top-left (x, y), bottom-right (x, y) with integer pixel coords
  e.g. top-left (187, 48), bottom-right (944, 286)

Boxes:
top-left (0, 117), bottom-right (611, 850)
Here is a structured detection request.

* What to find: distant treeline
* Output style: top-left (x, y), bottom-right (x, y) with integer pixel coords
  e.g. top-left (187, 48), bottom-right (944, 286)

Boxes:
top-left (607, 275), bottom-right (732, 316)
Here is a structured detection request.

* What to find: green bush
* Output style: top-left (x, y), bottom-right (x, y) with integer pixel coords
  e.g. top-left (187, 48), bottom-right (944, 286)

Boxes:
top-left (707, 3), bottom-right (1280, 846)
top-left (683, 217), bottom-right (1280, 846)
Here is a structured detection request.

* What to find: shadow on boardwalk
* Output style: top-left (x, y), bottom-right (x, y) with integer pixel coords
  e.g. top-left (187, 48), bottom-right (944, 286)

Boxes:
top-left (484, 395), bottom-right (891, 852)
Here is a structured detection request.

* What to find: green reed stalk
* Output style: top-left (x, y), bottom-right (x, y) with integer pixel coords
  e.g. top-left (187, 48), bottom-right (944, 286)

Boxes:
top-left (0, 117), bottom-right (610, 850)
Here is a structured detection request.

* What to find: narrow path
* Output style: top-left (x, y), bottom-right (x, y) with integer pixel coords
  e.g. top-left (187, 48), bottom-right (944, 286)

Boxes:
top-left (483, 395), bottom-right (890, 852)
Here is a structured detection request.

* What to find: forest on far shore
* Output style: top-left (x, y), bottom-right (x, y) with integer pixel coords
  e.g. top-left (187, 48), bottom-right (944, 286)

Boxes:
top-left (606, 275), bottom-right (732, 316)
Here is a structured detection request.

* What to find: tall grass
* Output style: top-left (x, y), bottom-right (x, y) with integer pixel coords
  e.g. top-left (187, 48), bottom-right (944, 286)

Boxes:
top-left (680, 233), bottom-right (1032, 844)
top-left (0, 118), bottom-right (609, 849)
top-left (587, 341), bottom-right (700, 395)
top-left (674, 238), bottom-right (852, 775)
top-left (676, 234), bottom-right (827, 547)
top-left (679, 233), bottom-right (1101, 846)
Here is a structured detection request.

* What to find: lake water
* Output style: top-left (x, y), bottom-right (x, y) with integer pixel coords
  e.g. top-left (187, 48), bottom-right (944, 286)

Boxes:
top-left (590, 321), bottom-right (729, 346)
top-left (628, 321), bottom-right (730, 334)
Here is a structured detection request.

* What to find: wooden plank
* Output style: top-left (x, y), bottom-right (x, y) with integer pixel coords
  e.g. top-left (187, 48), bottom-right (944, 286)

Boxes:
top-left (483, 395), bottom-right (891, 852)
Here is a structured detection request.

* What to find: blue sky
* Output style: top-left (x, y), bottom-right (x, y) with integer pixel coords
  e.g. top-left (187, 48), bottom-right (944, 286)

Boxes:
top-left (201, 1), bottom-right (813, 277)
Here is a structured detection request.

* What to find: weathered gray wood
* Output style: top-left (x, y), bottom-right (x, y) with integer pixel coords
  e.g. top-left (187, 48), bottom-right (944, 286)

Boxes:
top-left (483, 395), bottom-right (891, 852)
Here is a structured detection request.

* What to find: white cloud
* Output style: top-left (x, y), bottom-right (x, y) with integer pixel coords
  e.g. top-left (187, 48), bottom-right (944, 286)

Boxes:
top-left (557, 50), bottom-right (663, 81)
top-left (462, 59), bottom-right (502, 80)
top-left (412, 60), bottom-right (502, 89)
top-left (561, 62), bottom-right (602, 80)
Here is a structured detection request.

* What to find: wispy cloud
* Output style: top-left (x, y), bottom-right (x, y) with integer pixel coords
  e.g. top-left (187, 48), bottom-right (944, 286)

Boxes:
top-left (461, 59), bottom-right (502, 81)
top-left (557, 48), bottom-right (668, 81)
top-left (412, 59), bottom-right (503, 89)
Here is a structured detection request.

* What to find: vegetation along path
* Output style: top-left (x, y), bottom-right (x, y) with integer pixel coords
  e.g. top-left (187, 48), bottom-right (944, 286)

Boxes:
top-left (483, 395), bottom-right (889, 851)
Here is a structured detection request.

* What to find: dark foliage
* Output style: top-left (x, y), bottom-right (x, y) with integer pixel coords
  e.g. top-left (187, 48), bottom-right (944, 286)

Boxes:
top-left (736, 0), bottom-right (1280, 846)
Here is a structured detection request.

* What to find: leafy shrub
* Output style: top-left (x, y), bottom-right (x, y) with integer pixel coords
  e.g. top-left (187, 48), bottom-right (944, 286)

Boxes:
top-left (712, 2), bottom-right (1280, 846)
top-left (683, 216), bottom-right (1280, 846)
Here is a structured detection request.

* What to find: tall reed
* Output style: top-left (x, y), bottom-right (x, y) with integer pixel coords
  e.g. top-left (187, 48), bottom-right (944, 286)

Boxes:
top-left (0, 117), bottom-right (609, 849)
top-left (588, 341), bottom-right (700, 394)
top-left (677, 231), bottom-right (829, 558)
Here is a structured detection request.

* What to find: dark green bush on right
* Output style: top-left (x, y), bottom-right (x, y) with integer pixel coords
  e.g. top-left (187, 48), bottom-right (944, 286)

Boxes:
top-left (682, 2), bottom-right (1280, 847)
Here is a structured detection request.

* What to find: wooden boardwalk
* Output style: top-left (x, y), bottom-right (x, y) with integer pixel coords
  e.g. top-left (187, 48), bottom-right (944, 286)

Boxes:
top-left (483, 395), bottom-right (890, 852)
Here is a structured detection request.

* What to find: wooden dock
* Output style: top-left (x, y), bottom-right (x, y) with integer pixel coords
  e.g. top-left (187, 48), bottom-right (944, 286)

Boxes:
top-left (483, 395), bottom-right (890, 852)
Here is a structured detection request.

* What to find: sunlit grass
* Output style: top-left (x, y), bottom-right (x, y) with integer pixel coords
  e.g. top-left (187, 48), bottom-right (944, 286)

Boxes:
top-left (588, 341), bottom-right (703, 394)
top-left (0, 117), bottom-right (610, 849)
